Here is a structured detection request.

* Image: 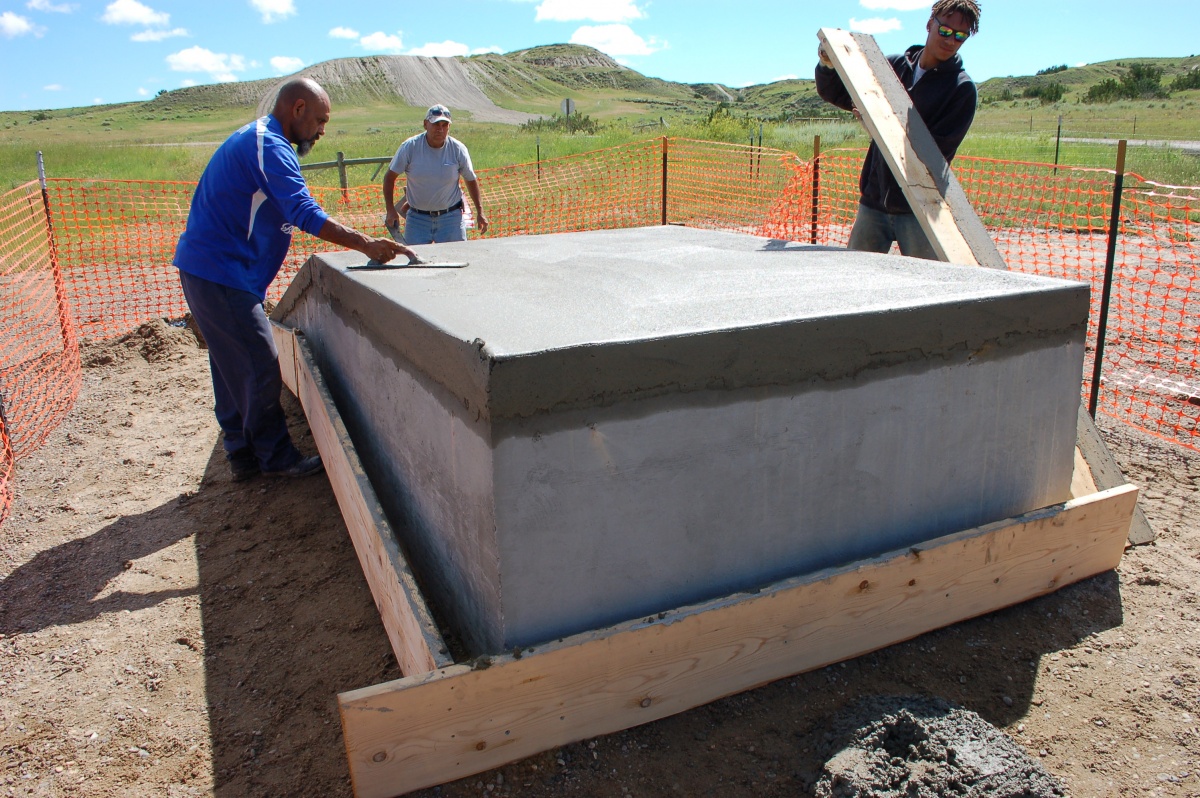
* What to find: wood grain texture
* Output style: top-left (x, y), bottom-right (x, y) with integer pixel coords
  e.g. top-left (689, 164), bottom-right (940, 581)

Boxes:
top-left (270, 322), bottom-right (452, 677)
top-left (1076, 405), bottom-right (1154, 544)
top-left (816, 27), bottom-right (1006, 270)
top-left (338, 484), bottom-right (1137, 798)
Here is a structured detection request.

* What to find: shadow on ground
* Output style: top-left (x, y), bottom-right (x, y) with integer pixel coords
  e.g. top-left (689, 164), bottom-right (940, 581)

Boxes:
top-left (188, 393), bottom-right (399, 798)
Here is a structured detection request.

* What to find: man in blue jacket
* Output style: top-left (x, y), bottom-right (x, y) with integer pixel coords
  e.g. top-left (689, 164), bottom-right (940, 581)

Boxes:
top-left (816, 0), bottom-right (981, 259)
top-left (174, 78), bottom-right (414, 482)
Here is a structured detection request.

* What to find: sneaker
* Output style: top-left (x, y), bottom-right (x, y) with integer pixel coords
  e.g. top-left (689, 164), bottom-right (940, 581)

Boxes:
top-left (262, 454), bottom-right (324, 479)
top-left (228, 448), bottom-right (260, 482)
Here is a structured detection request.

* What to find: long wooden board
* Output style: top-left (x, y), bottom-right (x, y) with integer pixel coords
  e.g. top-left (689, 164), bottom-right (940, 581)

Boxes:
top-left (816, 27), bottom-right (1005, 269)
top-left (271, 322), bottom-right (453, 676)
top-left (817, 27), bottom-right (1152, 544)
top-left (338, 483), bottom-right (1138, 798)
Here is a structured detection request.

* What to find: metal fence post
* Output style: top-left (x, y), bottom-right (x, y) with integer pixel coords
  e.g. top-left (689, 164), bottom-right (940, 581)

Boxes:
top-left (809, 135), bottom-right (821, 245)
top-left (336, 151), bottom-right (348, 201)
top-left (1053, 114), bottom-right (1062, 175)
top-left (661, 137), bottom-right (668, 226)
top-left (1088, 140), bottom-right (1127, 417)
top-left (36, 152), bottom-right (74, 350)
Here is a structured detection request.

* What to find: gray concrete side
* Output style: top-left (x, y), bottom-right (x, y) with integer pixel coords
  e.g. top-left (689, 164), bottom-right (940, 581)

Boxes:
top-left (298, 227), bottom-right (1089, 422)
top-left (271, 228), bottom-right (1091, 656)
top-left (277, 280), bottom-right (504, 655)
top-left (490, 340), bottom-right (1082, 647)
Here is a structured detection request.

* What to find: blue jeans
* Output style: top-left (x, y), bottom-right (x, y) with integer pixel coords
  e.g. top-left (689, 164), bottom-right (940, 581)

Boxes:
top-left (178, 269), bottom-right (302, 472)
top-left (395, 207), bottom-right (466, 245)
top-left (847, 203), bottom-right (938, 260)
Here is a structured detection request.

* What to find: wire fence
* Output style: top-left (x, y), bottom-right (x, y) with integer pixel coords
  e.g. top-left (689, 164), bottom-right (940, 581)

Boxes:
top-left (2, 137), bottom-right (1199, 524)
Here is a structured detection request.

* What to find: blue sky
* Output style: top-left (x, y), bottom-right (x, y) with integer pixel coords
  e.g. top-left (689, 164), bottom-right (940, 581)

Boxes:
top-left (1, 0), bottom-right (1196, 112)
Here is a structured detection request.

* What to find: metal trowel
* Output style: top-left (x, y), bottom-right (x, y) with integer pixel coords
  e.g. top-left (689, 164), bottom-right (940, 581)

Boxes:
top-left (348, 256), bottom-right (469, 270)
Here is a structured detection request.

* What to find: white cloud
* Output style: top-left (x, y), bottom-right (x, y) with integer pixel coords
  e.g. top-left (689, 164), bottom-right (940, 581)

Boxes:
top-left (360, 31), bottom-right (404, 53)
top-left (568, 24), bottom-right (662, 56)
top-left (0, 11), bottom-right (37, 36)
top-left (329, 26), bottom-right (359, 39)
top-left (270, 55), bottom-right (304, 73)
top-left (92, 97), bottom-right (104, 104)
top-left (167, 45), bottom-right (247, 82)
top-left (27, 0), bottom-right (74, 12)
top-left (44, 83), bottom-right (63, 91)
top-left (102, 0), bottom-right (168, 26)
top-left (180, 78), bottom-right (196, 87)
top-left (131, 26), bottom-right (186, 41)
top-left (137, 87), bottom-right (148, 95)
top-left (471, 45), bottom-right (503, 55)
top-left (536, 0), bottom-right (644, 23)
top-left (849, 16), bottom-right (902, 34)
top-left (250, 0), bottom-right (295, 24)
top-left (859, 0), bottom-right (929, 9)
top-left (408, 40), bottom-right (470, 57)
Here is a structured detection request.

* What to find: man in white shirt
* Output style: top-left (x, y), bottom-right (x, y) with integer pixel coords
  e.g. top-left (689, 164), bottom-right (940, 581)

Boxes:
top-left (382, 104), bottom-right (489, 244)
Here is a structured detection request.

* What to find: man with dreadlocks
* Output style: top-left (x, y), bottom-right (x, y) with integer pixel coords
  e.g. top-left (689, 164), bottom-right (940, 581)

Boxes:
top-left (815, 0), bottom-right (981, 259)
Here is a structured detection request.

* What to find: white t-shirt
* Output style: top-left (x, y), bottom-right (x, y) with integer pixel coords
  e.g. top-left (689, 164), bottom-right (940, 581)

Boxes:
top-left (388, 133), bottom-right (477, 212)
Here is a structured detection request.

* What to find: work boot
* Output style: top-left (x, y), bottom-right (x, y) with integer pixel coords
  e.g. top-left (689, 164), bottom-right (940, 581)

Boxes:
top-left (228, 448), bottom-right (259, 482)
top-left (262, 454), bottom-right (324, 479)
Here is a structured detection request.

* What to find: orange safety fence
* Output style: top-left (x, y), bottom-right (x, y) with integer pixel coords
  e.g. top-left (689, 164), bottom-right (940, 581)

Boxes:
top-left (3, 137), bottom-right (1200, 524)
top-left (0, 181), bottom-right (82, 525)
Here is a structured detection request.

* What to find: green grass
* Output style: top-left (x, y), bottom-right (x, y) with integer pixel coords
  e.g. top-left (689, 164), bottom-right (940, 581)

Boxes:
top-left (4, 45), bottom-right (1200, 191)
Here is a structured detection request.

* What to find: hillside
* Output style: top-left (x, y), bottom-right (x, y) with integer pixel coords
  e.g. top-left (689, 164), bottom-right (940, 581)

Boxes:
top-left (978, 55), bottom-right (1200, 103)
top-left (0, 45), bottom-right (742, 129)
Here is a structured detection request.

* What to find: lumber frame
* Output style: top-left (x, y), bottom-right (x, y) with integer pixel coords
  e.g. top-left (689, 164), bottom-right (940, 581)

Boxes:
top-left (338, 483), bottom-right (1136, 798)
top-left (272, 316), bottom-right (1136, 798)
top-left (817, 27), bottom-right (1152, 544)
top-left (272, 322), bottom-right (453, 676)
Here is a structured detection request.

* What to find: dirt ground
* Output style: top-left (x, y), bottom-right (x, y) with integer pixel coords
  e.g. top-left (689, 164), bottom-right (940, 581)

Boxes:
top-left (2, 319), bottom-right (1199, 798)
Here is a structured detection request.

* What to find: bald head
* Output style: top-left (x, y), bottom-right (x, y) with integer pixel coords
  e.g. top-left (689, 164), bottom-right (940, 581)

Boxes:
top-left (273, 78), bottom-right (327, 116)
top-left (271, 78), bottom-right (331, 156)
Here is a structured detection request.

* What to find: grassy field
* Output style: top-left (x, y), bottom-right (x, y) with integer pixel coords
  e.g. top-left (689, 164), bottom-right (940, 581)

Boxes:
top-left (3, 49), bottom-right (1199, 191)
top-left (4, 105), bottom-right (1197, 192)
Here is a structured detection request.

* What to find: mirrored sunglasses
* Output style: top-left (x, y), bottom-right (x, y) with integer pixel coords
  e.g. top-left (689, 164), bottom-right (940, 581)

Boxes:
top-left (935, 17), bottom-right (970, 42)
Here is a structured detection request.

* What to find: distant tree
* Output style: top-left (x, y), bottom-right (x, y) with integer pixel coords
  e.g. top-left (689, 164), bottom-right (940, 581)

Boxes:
top-left (1084, 78), bottom-right (1124, 104)
top-left (1024, 82), bottom-right (1066, 104)
top-left (1123, 64), bottom-right (1168, 98)
top-left (1036, 64), bottom-right (1069, 76)
top-left (156, 89), bottom-right (168, 97)
top-left (1169, 68), bottom-right (1200, 92)
top-left (1084, 64), bottom-right (1168, 103)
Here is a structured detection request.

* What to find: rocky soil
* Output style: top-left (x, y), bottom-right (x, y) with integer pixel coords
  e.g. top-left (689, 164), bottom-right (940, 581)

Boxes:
top-left (1, 320), bottom-right (1198, 797)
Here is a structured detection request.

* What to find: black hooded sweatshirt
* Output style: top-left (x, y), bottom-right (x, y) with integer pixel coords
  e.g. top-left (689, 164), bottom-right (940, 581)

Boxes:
top-left (815, 44), bottom-right (977, 215)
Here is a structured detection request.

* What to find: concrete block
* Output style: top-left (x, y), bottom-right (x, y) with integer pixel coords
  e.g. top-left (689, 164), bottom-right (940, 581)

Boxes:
top-left (273, 226), bottom-right (1088, 655)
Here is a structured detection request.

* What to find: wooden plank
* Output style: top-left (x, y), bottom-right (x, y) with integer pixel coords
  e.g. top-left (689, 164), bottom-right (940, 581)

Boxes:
top-left (270, 322), bottom-right (453, 676)
top-left (1076, 405), bottom-right (1154, 544)
top-left (338, 483), bottom-right (1138, 798)
top-left (1070, 446), bottom-right (1098, 500)
top-left (816, 27), bottom-right (1006, 270)
top-left (815, 30), bottom-right (1152, 546)
top-left (274, 319), bottom-right (299, 395)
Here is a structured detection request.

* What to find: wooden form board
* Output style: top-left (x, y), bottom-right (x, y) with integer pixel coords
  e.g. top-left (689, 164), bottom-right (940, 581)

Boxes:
top-left (272, 322), bottom-right (453, 677)
top-left (817, 27), bottom-right (1152, 545)
top-left (270, 319), bottom-right (1137, 798)
top-left (339, 484), bottom-right (1136, 798)
top-left (817, 27), bottom-right (1005, 269)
